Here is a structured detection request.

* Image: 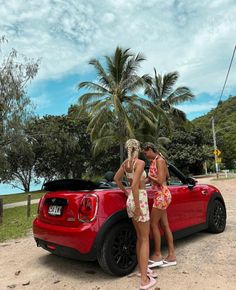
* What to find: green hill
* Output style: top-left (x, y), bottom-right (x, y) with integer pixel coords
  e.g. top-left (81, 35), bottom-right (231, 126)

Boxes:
top-left (192, 96), bottom-right (236, 169)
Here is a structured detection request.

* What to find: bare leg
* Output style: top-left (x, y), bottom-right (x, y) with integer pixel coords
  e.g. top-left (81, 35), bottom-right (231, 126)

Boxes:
top-left (132, 220), bottom-right (140, 271)
top-left (133, 219), bottom-right (151, 286)
top-left (160, 211), bottom-right (176, 261)
top-left (150, 208), bottom-right (164, 261)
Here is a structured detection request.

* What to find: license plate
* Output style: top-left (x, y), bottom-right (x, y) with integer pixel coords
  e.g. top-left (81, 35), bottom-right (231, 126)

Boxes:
top-left (48, 205), bottom-right (62, 216)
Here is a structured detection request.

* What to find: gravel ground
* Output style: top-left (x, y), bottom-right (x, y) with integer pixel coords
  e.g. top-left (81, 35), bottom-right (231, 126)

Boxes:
top-left (0, 177), bottom-right (235, 290)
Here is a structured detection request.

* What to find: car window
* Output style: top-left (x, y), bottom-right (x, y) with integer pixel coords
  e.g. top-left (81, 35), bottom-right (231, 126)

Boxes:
top-left (168, 170), bottom-right (184, 186)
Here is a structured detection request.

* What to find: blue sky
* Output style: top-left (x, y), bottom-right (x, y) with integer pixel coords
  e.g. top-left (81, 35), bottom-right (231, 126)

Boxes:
top-left (1, 0), bottom-right (236, 120)
top-left (1, 0), bottom-right (236, 194)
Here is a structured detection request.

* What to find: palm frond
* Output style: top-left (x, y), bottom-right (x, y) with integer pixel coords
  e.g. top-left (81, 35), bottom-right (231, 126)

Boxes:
top-left (78, 81), bottom-right (109, 94)
top-left (89, 58), bottom-right (112, 88)
top-left (167, 87), bottom-right (195, 104)
top-left (144, 84), bottom-right (157, 103)
top-left (161, 71), bottom-right (179, 98)
top-left (92, 135), bottom-right (117, 156)
top-left (78, 92), bottom-right (106, 105)
top-left (88, 107), bottom-right (112, 132)
top-left (127, 74), bottom-right (150, 92)
top-left (154, 68), bottom-right (162, 98)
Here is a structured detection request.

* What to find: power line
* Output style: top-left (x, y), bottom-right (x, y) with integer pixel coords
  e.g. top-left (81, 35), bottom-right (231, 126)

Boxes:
top-left (219, 45), bottom-right (236, 102)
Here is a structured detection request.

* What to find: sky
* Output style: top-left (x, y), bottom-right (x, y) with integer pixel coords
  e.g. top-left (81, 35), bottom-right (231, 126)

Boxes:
top-left (1, 0), bottom-right (236, 194)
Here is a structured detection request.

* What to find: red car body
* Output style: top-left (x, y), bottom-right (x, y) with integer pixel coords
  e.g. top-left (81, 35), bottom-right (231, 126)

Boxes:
top-left (33, 165), bottom-right (226, 276)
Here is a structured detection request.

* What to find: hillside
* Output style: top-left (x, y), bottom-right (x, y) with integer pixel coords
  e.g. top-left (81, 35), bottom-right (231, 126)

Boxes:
top-left (192, 96), bottom-right (236, 168)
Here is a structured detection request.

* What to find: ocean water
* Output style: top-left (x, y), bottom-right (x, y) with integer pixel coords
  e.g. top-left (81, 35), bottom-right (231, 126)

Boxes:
top-left (0, 183), bottom-right (42, 195)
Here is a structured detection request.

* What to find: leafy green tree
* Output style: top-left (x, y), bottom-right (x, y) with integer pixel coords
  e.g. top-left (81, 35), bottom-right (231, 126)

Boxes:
top-left (78, 46), bottom-right (154, 163)
top-left (68, 104), bottom-right (120, 178)
top-left (0, 121), bottom-right (38, 192)
top-left (28, 114), bottom-right (91, 182)
top-left (167, 127), bottom-right (210, 175)
top-left (193, 96), bottom-right (236, 169)
top-left (0, 36), bottom-right (39, 145)
top-left (144, 69), bottom-right (194, 138)
top-left (0, 36), bottom-right (39, 191)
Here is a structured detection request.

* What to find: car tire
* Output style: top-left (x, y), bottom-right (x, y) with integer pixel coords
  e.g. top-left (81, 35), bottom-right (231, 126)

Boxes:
top-left (208, 200), bottom-right (226, 233)
top-left (97, 221), bottom-right (137, 276)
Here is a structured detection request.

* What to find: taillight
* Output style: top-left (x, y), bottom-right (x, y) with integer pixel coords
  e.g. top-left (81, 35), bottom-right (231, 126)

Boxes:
top-left (78, 194), bottom-right (98, 222)
top-left (37, 198), bottom-right (43, 215)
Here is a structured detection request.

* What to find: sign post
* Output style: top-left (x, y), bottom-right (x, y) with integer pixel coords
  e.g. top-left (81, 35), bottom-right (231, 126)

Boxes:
top-left (211, 117), bottom-right (222, 178)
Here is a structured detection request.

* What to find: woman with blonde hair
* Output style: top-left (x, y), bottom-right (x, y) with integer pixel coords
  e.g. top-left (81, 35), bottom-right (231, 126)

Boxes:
top-left (114, 139), bottom-right (157, 290)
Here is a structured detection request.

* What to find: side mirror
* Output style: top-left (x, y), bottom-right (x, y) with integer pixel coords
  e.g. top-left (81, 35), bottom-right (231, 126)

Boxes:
top-left (186, 177), bottom-right (197, 189)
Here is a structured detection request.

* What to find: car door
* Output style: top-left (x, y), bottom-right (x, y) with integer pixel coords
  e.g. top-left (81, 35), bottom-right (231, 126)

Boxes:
top-left (167, 171), bottom-right (207, 233)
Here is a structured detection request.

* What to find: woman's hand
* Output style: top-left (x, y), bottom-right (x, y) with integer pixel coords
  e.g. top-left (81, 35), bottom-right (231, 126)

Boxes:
top-left (148, 173), bottom-right (156, 182)
top-left (123, 189), bottom-right (130, 196)
top-left (133, 206), bottom-right (143, 221)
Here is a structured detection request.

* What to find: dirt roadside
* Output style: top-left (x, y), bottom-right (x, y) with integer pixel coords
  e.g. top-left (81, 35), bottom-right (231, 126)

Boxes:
top-left (0, 177), bottom-right (235, 290)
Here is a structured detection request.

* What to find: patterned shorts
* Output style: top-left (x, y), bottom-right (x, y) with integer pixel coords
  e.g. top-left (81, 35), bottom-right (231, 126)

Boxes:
top-left (153, 185), bottom-right (172, 210)
top-left (126, 189), bottom-right (150, 222)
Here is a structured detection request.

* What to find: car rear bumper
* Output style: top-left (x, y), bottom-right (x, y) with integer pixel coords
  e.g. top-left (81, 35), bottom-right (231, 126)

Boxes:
top-left (33, 217), bottom-right (98, 257)
top-left (35, 237), bottom-right (97, 261)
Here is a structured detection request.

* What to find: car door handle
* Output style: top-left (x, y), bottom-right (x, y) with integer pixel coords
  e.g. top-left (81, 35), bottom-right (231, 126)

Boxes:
top-left (201, 190), bottom-right (207, 195)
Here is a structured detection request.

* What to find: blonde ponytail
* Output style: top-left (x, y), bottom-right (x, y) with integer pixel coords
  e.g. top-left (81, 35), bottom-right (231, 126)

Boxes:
top-left (125, 139), bottom-right (140, 167)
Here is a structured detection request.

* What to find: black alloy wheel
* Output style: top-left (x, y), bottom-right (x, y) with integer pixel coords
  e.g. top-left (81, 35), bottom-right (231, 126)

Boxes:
top-left (97, 222), bottom-right (137, 276)
top-left (208, 200), bottom-right (226, 233)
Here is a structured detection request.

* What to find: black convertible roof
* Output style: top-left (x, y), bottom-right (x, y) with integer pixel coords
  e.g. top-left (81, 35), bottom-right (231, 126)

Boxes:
top-left (43, 179), bottom-right (98, 191)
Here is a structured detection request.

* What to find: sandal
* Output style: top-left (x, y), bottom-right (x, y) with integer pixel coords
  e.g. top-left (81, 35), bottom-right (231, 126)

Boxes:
top-left (137, 268), bottom-right (158, 278)
top-left (159, 260), bottom-right (177, 267)
top-left (140, 275), bottom-right (157, 290)
top-left (148, 259), bottom-right (164, 268)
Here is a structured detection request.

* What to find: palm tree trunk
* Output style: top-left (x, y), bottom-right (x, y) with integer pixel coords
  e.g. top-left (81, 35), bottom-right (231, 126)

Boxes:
top-left (119, 141), bottom-right (124, 164)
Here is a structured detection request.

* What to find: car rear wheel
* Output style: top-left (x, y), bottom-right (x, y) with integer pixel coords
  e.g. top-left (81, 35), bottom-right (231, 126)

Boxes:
top-left (97, 222), bottom-right (137, 276)
top-left (208, 200), bottom-right (226, 233)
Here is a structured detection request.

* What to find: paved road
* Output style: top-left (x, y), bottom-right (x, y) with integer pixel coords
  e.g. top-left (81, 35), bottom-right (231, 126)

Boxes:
top-left (3, 199), bottom-right (40, 209)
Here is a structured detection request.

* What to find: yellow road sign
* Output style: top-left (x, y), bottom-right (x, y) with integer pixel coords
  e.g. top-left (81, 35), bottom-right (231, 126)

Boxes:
top-left (213, 149), bottom-right (221, 156)
top-left (216, 158), bottom-right (222, 163)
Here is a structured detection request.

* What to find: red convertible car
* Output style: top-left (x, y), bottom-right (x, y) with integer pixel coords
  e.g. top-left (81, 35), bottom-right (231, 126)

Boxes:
top-left (33, 164), bottom-right (226, 276)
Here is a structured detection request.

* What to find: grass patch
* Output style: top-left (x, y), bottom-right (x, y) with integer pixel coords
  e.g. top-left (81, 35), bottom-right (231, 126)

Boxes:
top-left (0, 204), bottom-right (38, 242)
top-left (1, 190), bottom-right (45, 205)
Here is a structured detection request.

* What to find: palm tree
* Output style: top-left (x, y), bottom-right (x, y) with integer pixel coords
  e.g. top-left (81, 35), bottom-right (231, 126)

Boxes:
top-left (78, 47), bottom-right (155, 163)
top-left (144, 69), bottom-right (195, 137)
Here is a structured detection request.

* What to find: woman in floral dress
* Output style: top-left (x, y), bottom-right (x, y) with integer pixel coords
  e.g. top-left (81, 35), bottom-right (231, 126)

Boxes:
top-left (143, 142), bottom-right (176, 268)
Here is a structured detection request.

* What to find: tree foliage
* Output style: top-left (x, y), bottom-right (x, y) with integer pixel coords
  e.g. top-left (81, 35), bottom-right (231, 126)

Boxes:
top-left (144, 69), bottom-right (195, 138)
top-left (193, 96), bottom-right (236, 169)
top-left (0, 36), bottom-right (39, 144)
top-left (167, 127), bottom-right (210, 175)
top-left (27, 114), bottom-right (91, 181)
top-left (0, 36), bottom-right (39, 191)
top-left (78, 46), bottom-right (155, 163)
top-left (0, 127), bottom-right (37, 192)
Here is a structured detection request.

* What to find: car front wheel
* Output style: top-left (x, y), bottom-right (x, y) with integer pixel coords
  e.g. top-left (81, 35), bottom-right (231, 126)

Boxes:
top-left (208, 200), bottom-right (226, 233)
top-left (97, 221), bottom-right (137, 276)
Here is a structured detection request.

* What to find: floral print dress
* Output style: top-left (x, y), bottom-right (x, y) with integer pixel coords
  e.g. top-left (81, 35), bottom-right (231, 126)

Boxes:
top-left (149, 156), bottom-right (172, 210)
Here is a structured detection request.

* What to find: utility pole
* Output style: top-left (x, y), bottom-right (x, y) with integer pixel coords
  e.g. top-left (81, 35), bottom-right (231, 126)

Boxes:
top-left (211, 117), bottom-right (219, 178)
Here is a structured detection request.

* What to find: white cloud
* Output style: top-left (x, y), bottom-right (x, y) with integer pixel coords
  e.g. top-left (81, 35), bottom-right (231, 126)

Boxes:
top-left (0, 0), bottom-right (236, 98)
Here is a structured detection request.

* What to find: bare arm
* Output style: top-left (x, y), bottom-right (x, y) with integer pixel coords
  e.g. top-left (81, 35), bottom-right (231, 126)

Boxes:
top-left (114, 163), bottom-right (129, 196)
top-left (148, 158), bottom-right (167, 185)
top-left (131, 160), bottom-right (145, 209)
